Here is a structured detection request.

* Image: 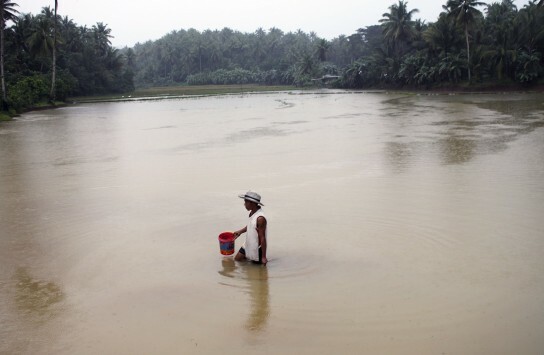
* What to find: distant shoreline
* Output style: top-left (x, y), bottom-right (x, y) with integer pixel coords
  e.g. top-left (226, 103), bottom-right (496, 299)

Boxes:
top-left (2, 83), bottom-right (543, 120)
top-left (69, 83), bottom-right (544, 104)
top-left (68, 84), bottom-right (297, 104)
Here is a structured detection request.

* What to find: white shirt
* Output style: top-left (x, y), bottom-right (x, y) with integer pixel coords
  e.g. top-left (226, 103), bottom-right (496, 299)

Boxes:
top-left (243, 209), bottom-right (267, 261)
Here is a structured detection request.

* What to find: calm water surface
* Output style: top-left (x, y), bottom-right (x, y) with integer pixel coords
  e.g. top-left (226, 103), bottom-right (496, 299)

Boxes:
top-left (1, 91), bottom-right (544, 354)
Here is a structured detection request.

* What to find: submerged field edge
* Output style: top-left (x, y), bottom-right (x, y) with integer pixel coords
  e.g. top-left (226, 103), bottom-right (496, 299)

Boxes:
top-left (70, 87), bottom-right (544, 104)
top-left (4, 84), bottom-right (543, 118)
top-left (69, 85), bottom-right (298, 104)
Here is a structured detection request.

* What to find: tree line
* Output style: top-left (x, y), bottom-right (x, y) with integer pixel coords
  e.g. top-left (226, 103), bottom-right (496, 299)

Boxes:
top-left (130, 0), bottom-right (544, 89)
top-left (1, 0), bottom-right (544, 115)
top-left (1, 1), bottom-right (133, 114)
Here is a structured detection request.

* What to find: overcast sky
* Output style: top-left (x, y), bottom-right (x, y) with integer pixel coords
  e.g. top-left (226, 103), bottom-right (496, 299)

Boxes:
top-left (17, 0), bottom-right (531, 48)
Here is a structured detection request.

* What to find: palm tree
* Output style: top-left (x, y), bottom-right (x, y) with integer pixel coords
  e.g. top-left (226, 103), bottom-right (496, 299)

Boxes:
top-left (252, 27), bottom-right (267, 65)
top-left (297, 52), bottom-right (315, 76)
top-left (50, 0), bottom-right (58, 102)
top-left (423, 13), bottom-right (461, 57)
top-left (516, 1), bottom-right (544, 53)
top-left (125, 47), bottom-right (135, 70)
top-left (27, 16), bottom-right (54, 63)
top-left (59, 16), bottom-right (79, 52)
top-left (444, 0), bottom-right (485, 82)
top-left (439, 53), bottom-right (465, 83)
top-left (379, 0), bottom-right (419, 59)
top-left (1, 0), bottom-right (19, 107)
top-left (484, 0), bottom-right (518, 80)
top-left (104, 47), bottom-right (123, 71)
top-left (266, 27), bottom-right (283, 61)
top-left (411, 19), bottom-right (428, 50)
top-left (91, 22), bottom-right (112, 56)
top-left (315, 38), bottom-right (329, 62)
top-left (12, 13), bottom-right (32, 53)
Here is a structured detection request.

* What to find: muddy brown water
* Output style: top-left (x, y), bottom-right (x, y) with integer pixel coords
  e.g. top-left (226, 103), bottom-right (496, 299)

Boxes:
top-left (1, 91), bottom-right (544, 354)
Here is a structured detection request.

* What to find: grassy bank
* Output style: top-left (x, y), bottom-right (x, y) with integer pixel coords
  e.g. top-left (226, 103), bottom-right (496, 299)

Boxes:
top-left (0, 112), bottom-right (12, 121)
top-left (0, 101), bottom-right (68, 121)
top-left (363, 78), bottom-right (544, 94)
top-left (70, 84), bottom-right (297, 103)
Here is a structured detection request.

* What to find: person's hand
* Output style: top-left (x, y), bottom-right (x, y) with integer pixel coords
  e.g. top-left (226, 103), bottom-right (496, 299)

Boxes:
top-left (261, 256), bottom-right (268, 265)
top-left (233, 231), bottom-right (240, 239)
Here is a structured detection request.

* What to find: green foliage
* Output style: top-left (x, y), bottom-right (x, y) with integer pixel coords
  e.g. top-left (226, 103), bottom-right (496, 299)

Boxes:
top-left (399, 53), bottom-right (426, 85)
top-left (438, 53), bottom-right (466, 83)
top-left (380, 0), bottom-right (420, 58)
top-left (187, 68), bottom-right (256, 85)
top-left (4, 0), bottom-right (544, 106)
top-left (185, 67), bottom-right (313, 87)
top-left (127, 0), bottom-right (542, 90)
top-left (337, 0), bottom-right (543, 88)
top-left (6, 74), bottom-right (48, 110)
top-left (4, 69), bottom-right (78, 109)
top-left (516, 51), bottom-right (542, 83)
top-left (2, 7), bottom-right (134, 112)
top-left (54, 69), bottom-right (78, 100)
top-left (339, 59), bottom-right (383, 88)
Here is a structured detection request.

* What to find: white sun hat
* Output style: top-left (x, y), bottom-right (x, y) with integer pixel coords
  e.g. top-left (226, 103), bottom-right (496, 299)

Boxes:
top-left (238, 191), bottom-right (264, 206)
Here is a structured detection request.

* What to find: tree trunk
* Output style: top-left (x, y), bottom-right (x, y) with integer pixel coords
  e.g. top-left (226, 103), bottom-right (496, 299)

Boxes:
top-left (1, 9), bottom-right (6, 107)
top-left (199, 46), bottom-right (202, 72)
top-left (465, 25), bottom-right (471, 82)
top-left (49, 0), bottom-right (58, 102)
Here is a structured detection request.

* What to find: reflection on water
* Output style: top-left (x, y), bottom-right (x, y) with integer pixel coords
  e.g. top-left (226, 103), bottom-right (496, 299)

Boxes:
top-left (219, 259), bottom-right (270, 332)
top-left (14, 268), bottom-right (64, 319)
top-left (244, 264), bottom-right (269, 332)
top-left (440, 136), bottom-right (477, 165)
top-left (382, 94), bottom-right (544, 167)
top-left (384, 141), bottom-right (417, 173)
top-left (218, 258), bottom-right (237, 279)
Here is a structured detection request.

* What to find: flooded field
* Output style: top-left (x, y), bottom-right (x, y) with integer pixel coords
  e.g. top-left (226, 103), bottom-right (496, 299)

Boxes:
top-left (1, 91), bottom-right (544, 354)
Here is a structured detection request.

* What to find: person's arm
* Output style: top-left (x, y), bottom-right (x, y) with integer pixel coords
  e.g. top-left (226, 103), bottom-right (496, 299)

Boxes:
top-left (256, 216), bottom-right (267, 265)
top-left (233, 226), bottom-right (247, 239)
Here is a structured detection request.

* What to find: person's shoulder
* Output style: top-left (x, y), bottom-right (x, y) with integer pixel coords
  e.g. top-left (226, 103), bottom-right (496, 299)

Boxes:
top-left (256, 215), bottom-right (267, 224)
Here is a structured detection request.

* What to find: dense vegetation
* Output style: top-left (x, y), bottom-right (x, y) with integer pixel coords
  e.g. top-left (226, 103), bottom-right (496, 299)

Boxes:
top-left (1, 0), bottom-right (544, 116)
top-left (1, 2), bottom-right (133, 114)
top-left (130, 0), bottom-right (544, 89)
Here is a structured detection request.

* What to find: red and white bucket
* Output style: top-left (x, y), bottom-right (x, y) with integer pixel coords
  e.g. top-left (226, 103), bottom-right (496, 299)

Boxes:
top-left (218, 232), bottom-right (235, 255)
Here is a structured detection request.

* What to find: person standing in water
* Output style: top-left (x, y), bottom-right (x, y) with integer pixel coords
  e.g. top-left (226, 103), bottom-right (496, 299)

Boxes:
top-left (233, 191), bottom-right (268, 265)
